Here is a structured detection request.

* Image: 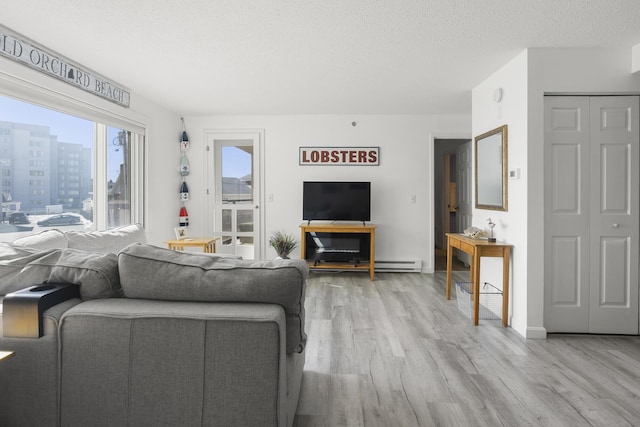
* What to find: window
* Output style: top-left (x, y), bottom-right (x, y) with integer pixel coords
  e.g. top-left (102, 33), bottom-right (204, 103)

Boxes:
top-left (0, 95), bottom-right (144, 242)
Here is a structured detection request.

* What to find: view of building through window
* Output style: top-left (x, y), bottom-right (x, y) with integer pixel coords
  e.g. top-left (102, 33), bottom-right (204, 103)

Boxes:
top-left (0, 95), bottom-right (135, 241)
top-left (106, 127), bottom-right (131, 228)
top-left (219, 144), bottom-right (254, 256)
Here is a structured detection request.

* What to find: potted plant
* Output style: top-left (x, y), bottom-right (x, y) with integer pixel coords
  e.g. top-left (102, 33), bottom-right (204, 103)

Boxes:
top-left (269, 231), bottom-right (298, 259)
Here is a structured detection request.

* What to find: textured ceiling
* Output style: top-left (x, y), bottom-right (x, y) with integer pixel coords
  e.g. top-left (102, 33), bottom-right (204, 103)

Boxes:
top-left (1, 0), bottom-right (640, 115)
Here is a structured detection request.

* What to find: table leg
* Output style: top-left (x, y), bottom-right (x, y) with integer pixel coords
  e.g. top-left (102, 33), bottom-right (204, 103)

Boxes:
top-left (472, 249), bottom-right (481, 326)
top-left (446, 238), bottom-right (453, 300)
top-left (502, 247), bottom-right (510, 327)
top-left (300, 229), bottom-right (306, 260)
top-left (369, 229), bottom-right (375, 281)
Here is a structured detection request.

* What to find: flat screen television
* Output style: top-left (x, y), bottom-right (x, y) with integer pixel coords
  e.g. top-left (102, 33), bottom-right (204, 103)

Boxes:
top-left (303, 181), bottom-right (371, 222)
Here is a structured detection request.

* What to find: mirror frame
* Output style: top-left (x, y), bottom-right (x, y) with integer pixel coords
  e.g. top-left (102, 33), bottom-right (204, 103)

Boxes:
top-left (475, 124), bottom-right (508, 211)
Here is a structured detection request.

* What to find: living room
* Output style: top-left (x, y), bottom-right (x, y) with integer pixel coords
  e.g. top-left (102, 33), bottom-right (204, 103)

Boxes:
top-left (2, 1), bottom-right (640, 426)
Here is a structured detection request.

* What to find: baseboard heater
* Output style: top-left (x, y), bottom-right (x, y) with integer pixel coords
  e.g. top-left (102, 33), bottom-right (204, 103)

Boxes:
top-left (374, 260), bottom-right (422, 272)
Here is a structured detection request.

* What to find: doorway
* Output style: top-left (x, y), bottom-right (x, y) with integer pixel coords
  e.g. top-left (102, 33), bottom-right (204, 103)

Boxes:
top-left (206, 130), bottom-right (264, 260)
top-left (434, 138), bottom-right (471, 271)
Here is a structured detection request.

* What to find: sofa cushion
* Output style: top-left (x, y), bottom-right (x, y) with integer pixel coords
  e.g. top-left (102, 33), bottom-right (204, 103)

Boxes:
top-left (0, 248), bottom-right (121, 299)
top-left (12, 229), bottom-right (68, 250)
top-left (118, 243), bottom-right (308, 353)
top-left (66, 223), bottom-right (146, 253)
top-left (0, 242), bottom-right (39, 261)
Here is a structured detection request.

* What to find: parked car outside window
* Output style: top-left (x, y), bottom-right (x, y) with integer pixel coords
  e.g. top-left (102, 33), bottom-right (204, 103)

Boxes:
top-left (8, 212), bottom-right (29, 224)
top-left (37, 214), bottom-right (82, 227)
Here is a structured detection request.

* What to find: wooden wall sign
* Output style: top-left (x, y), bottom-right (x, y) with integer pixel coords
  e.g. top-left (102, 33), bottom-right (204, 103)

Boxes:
top-left (299, 146), bottom-right (379, 166)
top-left (0, 24), bottom-right (130, 107)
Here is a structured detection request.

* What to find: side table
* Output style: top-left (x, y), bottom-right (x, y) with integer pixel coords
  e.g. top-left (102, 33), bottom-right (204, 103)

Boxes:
top-left (0, 351), bottom-right (15, 362)
top-left (165, 237), bottom-right (220, 253)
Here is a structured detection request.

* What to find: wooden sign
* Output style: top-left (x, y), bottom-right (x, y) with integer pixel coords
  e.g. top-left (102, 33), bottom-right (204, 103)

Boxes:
top-left (299, 147), bottom-right (379, 166)
top-left (0, 24), bottom-right (130, 107)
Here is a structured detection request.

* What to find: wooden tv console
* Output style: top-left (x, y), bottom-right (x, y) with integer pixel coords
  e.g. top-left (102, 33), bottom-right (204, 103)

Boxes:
top-left (299, 223), bottom-right (376, 281)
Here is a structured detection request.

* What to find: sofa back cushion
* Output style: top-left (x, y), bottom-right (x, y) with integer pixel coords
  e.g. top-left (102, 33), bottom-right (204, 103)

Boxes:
top-left (118, 243), bottom-right (308, 353)
top-left (0, 242), bottom-right (38, 261)
top-left (0, 248), bottom-right (121, 299)
top-left (12, 229), bottom-right (68, 251)
top-left (66, 223), bottom-right (146, 253)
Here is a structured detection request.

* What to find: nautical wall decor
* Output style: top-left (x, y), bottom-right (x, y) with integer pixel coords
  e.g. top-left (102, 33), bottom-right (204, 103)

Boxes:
top-left (179, 180), bottom-right (190, 202)
top-left (178, 118), bottom-right (190, 224)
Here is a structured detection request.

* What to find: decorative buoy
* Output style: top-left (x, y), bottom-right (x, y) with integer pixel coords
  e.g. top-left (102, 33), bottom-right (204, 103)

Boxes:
top-left (180, 152), bottom-right (190, 176)
top-left (180, 118), bottom-right (190, 151)
top-left (179, 206), bottom-right (189, 227)
top-left (180, 180), bottom-right (189, 201)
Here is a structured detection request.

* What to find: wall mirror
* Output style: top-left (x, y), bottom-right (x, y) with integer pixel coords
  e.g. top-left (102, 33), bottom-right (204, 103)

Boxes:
top-left (475, 124), bottom-right (508, 211)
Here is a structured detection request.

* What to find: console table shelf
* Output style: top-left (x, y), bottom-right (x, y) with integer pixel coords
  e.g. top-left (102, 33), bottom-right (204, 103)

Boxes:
top-left (445, 233), bottom-right (512, 326)
top-left (300, 223), bottom-right (376, 280)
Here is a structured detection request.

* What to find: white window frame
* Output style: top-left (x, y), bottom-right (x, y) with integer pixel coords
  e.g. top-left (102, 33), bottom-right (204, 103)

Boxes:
top-left (0, 69), bottom-right (147, 230)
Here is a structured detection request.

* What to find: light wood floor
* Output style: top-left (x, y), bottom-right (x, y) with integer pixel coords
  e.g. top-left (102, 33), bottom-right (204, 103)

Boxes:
top-left (294, 271), bottom-right (640, 427)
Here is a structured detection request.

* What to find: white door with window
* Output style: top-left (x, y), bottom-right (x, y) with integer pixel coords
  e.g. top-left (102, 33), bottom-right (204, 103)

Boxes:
top-left (544, 96), bottom-right (639, 334)
top-left (206, 130), bottom-right (263, 260)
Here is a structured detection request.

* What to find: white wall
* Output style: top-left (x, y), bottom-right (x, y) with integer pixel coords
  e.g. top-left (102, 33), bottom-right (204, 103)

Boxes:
top-left (472, 50), bottom-right (529, 336)
top-left (473, 47), bottom-right (640, 338)
top-left (178, 114), bottom-right (470, 271)
top-left (634, 43), bottom-right (640, 73)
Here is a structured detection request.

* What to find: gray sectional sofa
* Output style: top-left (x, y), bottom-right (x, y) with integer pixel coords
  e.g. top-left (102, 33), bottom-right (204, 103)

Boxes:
top-left (0, 225), bottom-right (307, 427)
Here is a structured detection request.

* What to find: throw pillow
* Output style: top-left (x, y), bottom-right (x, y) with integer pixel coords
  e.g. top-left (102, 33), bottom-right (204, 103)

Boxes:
top-left (0, 248), bottom-right (122, 299)
top-left (66, 223), bottom-right (147, 253)
top-left (12, 229), bottom-right (68, 250)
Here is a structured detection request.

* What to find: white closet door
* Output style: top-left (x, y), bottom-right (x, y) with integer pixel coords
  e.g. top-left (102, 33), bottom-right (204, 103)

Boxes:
top-left (544, 96), bottom-right (591, 332)
top-left (544, 96), bottom-right (639, 334)
top-left (588, 96), bottom-right (639, 334)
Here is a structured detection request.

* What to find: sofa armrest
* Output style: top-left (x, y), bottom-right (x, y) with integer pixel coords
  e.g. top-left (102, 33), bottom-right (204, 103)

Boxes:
top-left (2, 283), bottom-right (79, 338)
top-left (0, 294), bottom-right (81, 427)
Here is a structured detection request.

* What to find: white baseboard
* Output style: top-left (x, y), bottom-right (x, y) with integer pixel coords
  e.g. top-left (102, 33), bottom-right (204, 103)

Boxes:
top-left (526, 326), bottom-right (547, 339)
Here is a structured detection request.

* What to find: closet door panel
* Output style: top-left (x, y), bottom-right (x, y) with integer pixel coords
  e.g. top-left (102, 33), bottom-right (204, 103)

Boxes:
top-left (544, 97), bottom-right (590, 332)
top-left (589, 96), bottom-right (639, 334)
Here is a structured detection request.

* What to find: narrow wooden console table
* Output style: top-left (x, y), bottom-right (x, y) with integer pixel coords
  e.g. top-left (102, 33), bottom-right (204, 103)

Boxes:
top-left (445, 233), bottom-right (512, 326)
top-left (300, 223), bottom-right (376, 280)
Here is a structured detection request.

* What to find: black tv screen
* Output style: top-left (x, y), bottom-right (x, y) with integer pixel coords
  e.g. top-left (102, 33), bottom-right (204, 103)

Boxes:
top-left (303, 181), bottom-right (371, 222)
